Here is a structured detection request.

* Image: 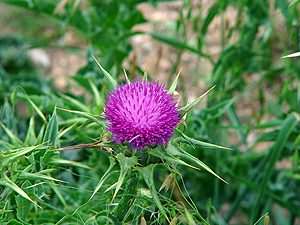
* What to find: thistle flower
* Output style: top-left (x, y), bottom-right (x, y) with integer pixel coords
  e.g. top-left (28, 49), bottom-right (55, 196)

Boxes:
top-left (103, 78), bottom-right (180, 150)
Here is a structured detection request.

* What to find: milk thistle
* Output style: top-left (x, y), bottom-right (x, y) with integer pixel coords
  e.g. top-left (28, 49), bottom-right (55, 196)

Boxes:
top-left (103, 78), bottom-right (180, 150)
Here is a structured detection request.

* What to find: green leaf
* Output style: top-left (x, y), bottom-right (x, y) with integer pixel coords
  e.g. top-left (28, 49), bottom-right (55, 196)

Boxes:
top-left (49, 158), bottom-right (94, 170)
top-left (7, 220), bottom-right (24, 225)
top-left (1, 145), bottom-right (48, 170)
top-left (90, 157), bottom-right (116, 201)
top-left (138, 164), bottom-right (170, 223)
top-left (201, 1), bottom-right (221, 35)
top-left (12, 87), bottom-right (46, 123)
top-left (175, 129), bottom-right (231, 150)
top-left (57, 108), bottom-right (105, 127)
top-left (18, 172), bottom-right (65, 183)
top-left (41, 108), bottom-right (58, 169)
top-left (35, 124), bottom-right (45, 145)
top-left (113, 170), bottom-right (139, 222)
top-left (59, 93), bottom-right (90, 112)
top-left (184, 207), bottom-right (196, 225)
top-left (43, 108), bottom-right (58, 148)
top-left (0, 140), bottom-right (15, 150)
top-left (0, 173), bottom-right (41, 208)
top-left (16, 180), bottom-right (34, 222)
top-left (167, 141), bottom-right (228, 183)
top-left (57, 122), bottom-right (78, 139)
top-left (92, 55), bottom-right (118, 90)
top-left (88, 78), bottom-right (102, 110)
top-left (24, 116), bottom-right (37, 146)
top-left (150, 146), bottom-right (199, 170)
top-left (167, 69), bottom-right (182, 95)
top-left (111, 153), bottom-right (138, 203)
top-left (48, 182), bottom-right (70, 213)
top-left (0, 121), bottom-right (23, 148)
top-left (179, 85), bottom-right (216, 114)
top-left (288, 0), bottom-right (300, 8)
top-left (0, 100), bottom-right (16, 133)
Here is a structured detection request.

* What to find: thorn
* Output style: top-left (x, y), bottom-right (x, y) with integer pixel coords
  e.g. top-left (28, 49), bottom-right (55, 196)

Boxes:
top-left (176, 67), bottom-right (183, 79)
top-left (185, 85), bottom-right (217, 114)
top-left (100, 79), bottom-right (108, 92)
top-left (200, 85), bottom-right (216, 98)
top-left (92, 55), bottom-right (104, 70)
top-left (145, 56), bottom-right (148, 73)
top-left (123, 68), bottom-right (130, 84)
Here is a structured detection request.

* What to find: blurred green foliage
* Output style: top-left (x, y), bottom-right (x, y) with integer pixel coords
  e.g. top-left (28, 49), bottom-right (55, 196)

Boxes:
top-left (1, 0), bottom-right (300, 224)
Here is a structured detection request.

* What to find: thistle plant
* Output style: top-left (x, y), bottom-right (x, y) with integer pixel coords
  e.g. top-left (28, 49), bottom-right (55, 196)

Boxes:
top-left (79, 58), bottom-right (229, 224)
top-left (0, 58), bottom-right (229, 224)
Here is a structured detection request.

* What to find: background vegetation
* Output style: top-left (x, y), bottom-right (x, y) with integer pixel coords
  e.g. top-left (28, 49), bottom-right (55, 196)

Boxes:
top-left (0, 0), bottom-right (300, 224)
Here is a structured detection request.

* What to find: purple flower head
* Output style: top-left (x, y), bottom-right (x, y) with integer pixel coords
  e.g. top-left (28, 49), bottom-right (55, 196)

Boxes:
top-left (103, 78), bottom-right (180, 150)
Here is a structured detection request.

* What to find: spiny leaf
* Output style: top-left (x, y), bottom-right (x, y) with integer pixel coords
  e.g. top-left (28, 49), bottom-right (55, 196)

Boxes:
top-left (150, 146), bottom-right (200, 171)
top-left (24, 116), bottom-right (37, 146)
top-left (18, 172), bottom-right (66, 183)
top-left (59, 93), bottom-right (90, 112)
top-left (138, 164), bottom-right (170, 223)
top-left (16, 180), bottom-right (34, 222)
top-left (92, 55), bottom-right (118, 90)
top-left (49, 182), bottom-right (70, 213)
top-left (57, 121), bottom-right (78, 139)
top-left (41, 108), bottom-right (59, 169)
top-left (111, 154), bottom-right (138, 203)
top-left (1, 173), bottom-right (41, 208)
top-left (167, 68), bottom-right (182, 95)
top-left (184, 207), bottom-right (196, 225)
top-left (90, 157), bottom-right (116, 201)
top-left (49, 158), bottom-right (95, 171)
top-left (167, 141), bottom-right (228, 184)
top-left (11, 87), bottom-right (46, 123)
top-left (175, 129), bottom-right (231, 150)
top-left (57, 108), bottom-right (105, 127)
top-left (288, 0), bottom-right (300, 8)
top-left (149, 33), bottom-right (203, 56)
top-left (0, 121), bottom-right (23, 148)
top-left (1, 144), bottom-right (48, 170)
top-left (179, 85), bottom-right (216, 114)
top-left (35, 124), bottom-right (46, 145)
top-left (43, 108), bottom-right (58, 148)
top-left (0, 140), bottom-right (14, 150)
top-left (88, 78), bottom-right (102, 109)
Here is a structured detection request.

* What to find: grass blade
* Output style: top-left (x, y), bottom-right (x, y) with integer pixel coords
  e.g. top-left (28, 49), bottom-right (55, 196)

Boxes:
top-left (250, 112), bottom-right (300, 223)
